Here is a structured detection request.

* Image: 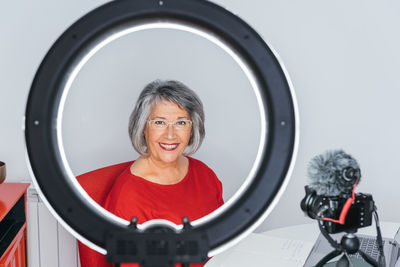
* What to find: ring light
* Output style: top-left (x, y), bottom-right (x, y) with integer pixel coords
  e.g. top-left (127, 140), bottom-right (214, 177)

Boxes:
top-left (25, 0), bottom-right (298, 264)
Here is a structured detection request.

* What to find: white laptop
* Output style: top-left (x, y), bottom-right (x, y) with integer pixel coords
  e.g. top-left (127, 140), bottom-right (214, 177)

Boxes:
top-left (304, 228), bottom-right (400, 267)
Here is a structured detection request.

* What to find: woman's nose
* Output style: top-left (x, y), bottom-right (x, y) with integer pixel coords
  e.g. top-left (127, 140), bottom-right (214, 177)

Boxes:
top-left (165, 124), bottom-right (177, 138)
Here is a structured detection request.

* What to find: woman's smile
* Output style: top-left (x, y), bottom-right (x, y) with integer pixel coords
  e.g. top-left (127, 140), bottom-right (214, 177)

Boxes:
top-left (159, 142), bottom-right (179, 151)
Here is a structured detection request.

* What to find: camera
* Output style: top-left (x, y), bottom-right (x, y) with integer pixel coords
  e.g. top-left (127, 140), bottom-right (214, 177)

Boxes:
top-left (300, 186), bottom-right (374, 234)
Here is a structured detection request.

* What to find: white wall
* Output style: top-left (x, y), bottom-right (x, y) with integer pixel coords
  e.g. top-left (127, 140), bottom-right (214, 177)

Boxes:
top-left (1, 0), bottom-right (400, 256)
top-left (212, 0), bottom-right (400, 232)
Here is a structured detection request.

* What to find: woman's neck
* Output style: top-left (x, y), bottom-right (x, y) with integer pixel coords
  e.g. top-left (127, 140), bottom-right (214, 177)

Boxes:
top-left (146, 156), bottom-right (183, 170)
top-left (131, 156), bottom-right (189, 185)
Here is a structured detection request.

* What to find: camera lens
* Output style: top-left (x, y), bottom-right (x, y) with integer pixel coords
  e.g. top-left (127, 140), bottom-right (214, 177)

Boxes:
top-left (301, 186), bottom-right (319, 219)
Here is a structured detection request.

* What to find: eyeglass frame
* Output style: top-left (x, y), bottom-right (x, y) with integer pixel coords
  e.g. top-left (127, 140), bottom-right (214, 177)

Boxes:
top-left (146, 119), bottom-right (193, 130)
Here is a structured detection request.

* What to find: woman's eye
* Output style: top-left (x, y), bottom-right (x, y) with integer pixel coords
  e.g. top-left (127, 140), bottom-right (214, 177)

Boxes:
top-left (154, 120), bottom-right (166, 125)
top-left (176, 120), bottom-right (187, 126)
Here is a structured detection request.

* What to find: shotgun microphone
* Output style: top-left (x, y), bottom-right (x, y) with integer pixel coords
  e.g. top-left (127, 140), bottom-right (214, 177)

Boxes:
top-left (307, 149), bottom-right (361, 198)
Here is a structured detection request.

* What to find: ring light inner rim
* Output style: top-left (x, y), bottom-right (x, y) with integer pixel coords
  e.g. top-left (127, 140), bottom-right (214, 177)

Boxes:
top-left (56, 19), bottom-right (267, 237)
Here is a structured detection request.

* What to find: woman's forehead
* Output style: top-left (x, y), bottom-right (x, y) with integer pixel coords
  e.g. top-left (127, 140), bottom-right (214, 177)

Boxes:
top-left (149, 100), bottom-right (189, 118)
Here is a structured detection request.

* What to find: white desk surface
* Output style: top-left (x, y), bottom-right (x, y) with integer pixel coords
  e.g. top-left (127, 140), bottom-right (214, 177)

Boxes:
top-left (205, 222), bottom-right (400, 267)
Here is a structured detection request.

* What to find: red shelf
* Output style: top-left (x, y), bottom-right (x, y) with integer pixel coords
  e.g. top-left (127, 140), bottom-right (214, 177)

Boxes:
top-left (0, 183), bottom-right (30, 267)
top-left (0, 183), bottom-right (30, 222)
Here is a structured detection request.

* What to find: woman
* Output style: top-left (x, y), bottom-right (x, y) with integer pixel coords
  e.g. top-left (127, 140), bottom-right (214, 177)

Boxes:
top-left (79, 80), bottom-right (224, 267)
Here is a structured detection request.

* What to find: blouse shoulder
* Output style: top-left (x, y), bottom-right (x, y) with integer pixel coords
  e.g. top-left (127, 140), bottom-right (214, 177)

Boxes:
top-left (188, 157), bottom-right (214, 172)
top-left (188, 157), bottom-right (224, 206)
top-left (188, 157), bottom-right (220, 183)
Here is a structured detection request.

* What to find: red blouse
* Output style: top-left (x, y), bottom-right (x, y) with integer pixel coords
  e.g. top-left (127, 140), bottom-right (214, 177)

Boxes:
top-left (78, 157), bottom-right (223, 267)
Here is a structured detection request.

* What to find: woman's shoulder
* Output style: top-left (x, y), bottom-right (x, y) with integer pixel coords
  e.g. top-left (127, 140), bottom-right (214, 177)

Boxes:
top-left (188, 157), bottom-right (213, 171)
top-left (187, 157), bottom-right (219, 179)
top-left (187, 157), bottom-right (224, 205)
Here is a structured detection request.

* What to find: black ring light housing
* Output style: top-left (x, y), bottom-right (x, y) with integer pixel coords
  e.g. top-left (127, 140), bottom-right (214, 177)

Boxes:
top-left (25, 0), bottom-right (298, 265)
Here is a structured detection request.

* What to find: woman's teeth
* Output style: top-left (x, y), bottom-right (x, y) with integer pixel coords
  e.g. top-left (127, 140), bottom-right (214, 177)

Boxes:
top-left (160, 143), bottom-right (178, 150)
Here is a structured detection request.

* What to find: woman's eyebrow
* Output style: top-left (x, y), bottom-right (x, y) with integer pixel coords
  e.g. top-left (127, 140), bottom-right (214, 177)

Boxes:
top-left (150, 116), bottom-right (189, 119)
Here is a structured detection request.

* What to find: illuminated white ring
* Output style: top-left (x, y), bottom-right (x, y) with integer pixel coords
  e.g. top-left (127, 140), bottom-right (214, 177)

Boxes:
top-left (25, 0), bottom-right (299, 260)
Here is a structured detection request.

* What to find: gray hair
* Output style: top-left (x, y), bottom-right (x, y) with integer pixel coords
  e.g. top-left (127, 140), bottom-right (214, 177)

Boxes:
top-left (128, 80), bottom-right (205, 156)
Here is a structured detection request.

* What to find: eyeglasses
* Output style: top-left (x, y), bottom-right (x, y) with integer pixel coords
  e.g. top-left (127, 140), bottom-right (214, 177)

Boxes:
top-left (147, 119), bottom-right (192, 131)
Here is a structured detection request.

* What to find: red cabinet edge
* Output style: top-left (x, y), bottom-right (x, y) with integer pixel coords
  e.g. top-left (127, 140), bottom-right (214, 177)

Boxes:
top-left (0, 182), bottom-right (30, 267)
top-left (0, 183), bottom-right (30, 222)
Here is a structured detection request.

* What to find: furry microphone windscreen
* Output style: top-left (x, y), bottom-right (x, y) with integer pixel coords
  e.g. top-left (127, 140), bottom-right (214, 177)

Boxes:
top-left (307, 150), bottom-right (360, 198)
